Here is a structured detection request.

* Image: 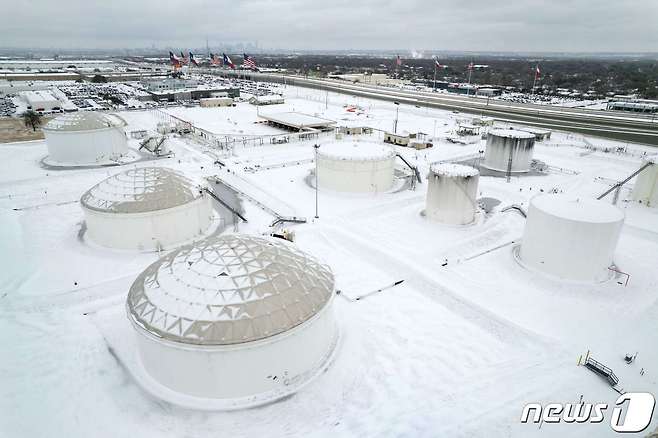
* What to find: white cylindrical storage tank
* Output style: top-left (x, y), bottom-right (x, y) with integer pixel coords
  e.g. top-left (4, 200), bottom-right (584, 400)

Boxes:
top-left (317, 140), bottom-right (395, 193)
top-left (483, 129), bottom-right (535, 173)
top-left (631, 156), bottom-right (657, 207)
top-left (43, 112), bottom-right (128, 166)
top-left (519, 194), bottom-right (624, 282)
top-left (426, 163), bottom-right (479, 225)
top-left (126, 233), bottom-right (337, 409)
top-left (81, 167), bottom-right (212, 251)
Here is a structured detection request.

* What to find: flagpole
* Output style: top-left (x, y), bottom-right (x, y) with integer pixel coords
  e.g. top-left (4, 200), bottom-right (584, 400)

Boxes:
top-left (531, 64), bottom-right (538, 97)
top-left (466, 63), bottom-right (472, 96)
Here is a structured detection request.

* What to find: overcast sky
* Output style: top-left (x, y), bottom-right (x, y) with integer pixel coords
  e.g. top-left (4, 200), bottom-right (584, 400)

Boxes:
top-left (2, 0), bottom-right (657, 52)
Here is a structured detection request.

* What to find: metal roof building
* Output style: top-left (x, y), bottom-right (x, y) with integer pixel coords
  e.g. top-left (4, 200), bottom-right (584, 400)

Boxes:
top-left (43, 112), bottom-right (129, 166)
top-left (260, 112), bottom-right (335, 131)
top-left (81, 167), bottom-right (212, 251)
top-left (127, 233), bottom-right (338, 409)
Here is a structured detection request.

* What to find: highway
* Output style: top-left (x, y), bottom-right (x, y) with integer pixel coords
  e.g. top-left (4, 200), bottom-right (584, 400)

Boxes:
top-left (209, 69), bottom-right (658, 146)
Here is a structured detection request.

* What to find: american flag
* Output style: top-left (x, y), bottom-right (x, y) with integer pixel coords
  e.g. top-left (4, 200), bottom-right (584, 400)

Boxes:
top-left (468, 62), bottom-right (474, 71)
top-left (535, 64), bottom-right (541, 80)
top-left (181, 51), bottom-right (189, 65)
top-left (243, 53), bottom-right (257, 70)
top-left (169, 51), bottom-right (182, 67)
top-left (209, 53), bottom-right (220, 66)
top-left (396, 55), bottom-right (402, 66)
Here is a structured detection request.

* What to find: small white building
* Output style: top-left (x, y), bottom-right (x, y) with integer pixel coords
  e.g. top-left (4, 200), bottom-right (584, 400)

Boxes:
top-left (126, 233), bottom-right (338, 409)
top-left (80, 167), bottom-right (212, 251)
top-left (43, 112), bottom-right (129, 166)
top-left (21, 90), bottom-right (61, 112)
top-left (426, 163), bottom-right (479, 225)
top-left (199, 97), bottom-right (234, 108)
top-left (317, 140), bottom-right (396, 193)
top-left (519, 194), bottom-right (624, 282)
top-left (249, 94), bottom-right (284, 105)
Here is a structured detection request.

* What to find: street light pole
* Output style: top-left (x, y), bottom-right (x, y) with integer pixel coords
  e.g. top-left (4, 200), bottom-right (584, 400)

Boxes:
top-left (314, 143), bottom-right (320, 219)
top-left (394, 101), bottom-right (400, 133)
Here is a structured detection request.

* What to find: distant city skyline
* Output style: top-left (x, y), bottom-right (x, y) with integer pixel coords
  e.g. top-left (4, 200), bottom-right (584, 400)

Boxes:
top-left (2, 0), bottom-right (657, 53)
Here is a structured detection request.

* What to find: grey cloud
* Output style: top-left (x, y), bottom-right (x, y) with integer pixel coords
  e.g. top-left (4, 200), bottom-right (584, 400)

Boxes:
top-left (1, 0), bottom-right (657, 52)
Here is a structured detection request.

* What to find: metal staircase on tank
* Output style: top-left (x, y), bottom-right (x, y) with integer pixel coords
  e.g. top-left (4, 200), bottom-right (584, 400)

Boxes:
top-left (395, 154), bottom-right (422, 184)
top-left (597, 161), bottom-right (654, 204)
top-left (584, 357), bottom-right (619, 386)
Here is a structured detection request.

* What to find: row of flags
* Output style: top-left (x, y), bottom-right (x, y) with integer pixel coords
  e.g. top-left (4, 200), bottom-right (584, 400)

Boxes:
top-left (169, 50), bottom-right (542, 82)
top-left (168, 51), bottom-right (258, 71)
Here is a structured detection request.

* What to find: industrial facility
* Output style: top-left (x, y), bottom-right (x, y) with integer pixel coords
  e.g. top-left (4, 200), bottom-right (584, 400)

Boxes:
top-left (126, 233), bottom-right (337, 409)
top-left (482, 129), bottom-right (536, 173)
top-left (316, 140), bottom-right (396, 193)
top-left (519, 195), bottom-right (624, 282)
top-left (3, 66), bottom-right (658, 438)
top-left (425, 163), bottom-right (479, 225)
top-left (80, 167), bottom-right (212, 251)
top-left (43, 112), bottom-right (129, 166)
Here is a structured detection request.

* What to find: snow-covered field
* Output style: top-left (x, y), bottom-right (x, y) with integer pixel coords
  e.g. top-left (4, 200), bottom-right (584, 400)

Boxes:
top-left (1, 85), bottom-right (657, 437)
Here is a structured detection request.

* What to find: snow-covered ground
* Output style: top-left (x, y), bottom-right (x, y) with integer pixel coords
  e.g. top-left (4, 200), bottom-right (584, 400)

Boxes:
top-left (1, 85), bottom-right (657, 438)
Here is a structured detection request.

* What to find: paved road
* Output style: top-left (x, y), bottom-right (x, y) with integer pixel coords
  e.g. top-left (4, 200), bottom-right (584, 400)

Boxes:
top-left (210, 69), bottom-right (658, 146)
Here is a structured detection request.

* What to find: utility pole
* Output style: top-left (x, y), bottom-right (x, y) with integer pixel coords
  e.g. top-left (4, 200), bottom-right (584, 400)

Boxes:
top-left (433, 60), bottom-right (437, 91)
top-left (314, 144), bottom-right (320, 219)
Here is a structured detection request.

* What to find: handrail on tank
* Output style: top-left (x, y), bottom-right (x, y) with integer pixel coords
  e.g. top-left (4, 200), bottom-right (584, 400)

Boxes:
top-left (395, 154), bottom-right (422, 183)
top-left (597, 161), bottom-right (653, 200)
top-left (500, 204), bottom-right (527, 218)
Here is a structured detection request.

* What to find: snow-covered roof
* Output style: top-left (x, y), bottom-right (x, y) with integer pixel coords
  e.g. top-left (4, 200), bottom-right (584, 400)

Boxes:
top-left (43, 112), bottom-right (126, 132)
top-left (80, 167), bottom-right (201, 214)
top-left (488, 129), bottom-right (535, 140)
top-left (530, 194), bottom-right (624, 224)
top-left (127, 234), bottom-right (335, 345)
top-left (430, 163), bottom-right (479, 178)
top-left (318, 140), bottom-right (395, 161)
top-left (518, 127), bottom-right (551, 135)
top-left (260, 112), bottom-right (335, 129)
top-left (22, 90), bottom-right (58, 105)
top-left (252, 94), bottom-right (284, 102)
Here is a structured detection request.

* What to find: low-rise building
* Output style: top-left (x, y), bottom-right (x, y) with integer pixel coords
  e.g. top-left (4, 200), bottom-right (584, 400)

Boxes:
top-left (199, 97), bottom-right (235, 107)
top-left (249, 94), bottom-right (284, 105)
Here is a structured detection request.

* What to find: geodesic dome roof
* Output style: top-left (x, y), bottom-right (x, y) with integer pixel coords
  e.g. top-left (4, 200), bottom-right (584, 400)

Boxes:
top-left (81, 167), bottom-right (202, 214)
top-left (43, 112), bottom-right (126, 132)
top-left (127, 234), bottom-right (335, 345)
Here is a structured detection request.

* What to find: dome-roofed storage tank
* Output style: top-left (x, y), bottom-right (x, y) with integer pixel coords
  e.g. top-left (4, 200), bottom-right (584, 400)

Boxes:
top-left (426, 163), bottom-right (479, 225)
top-left (519, 194), bottom-right (624, 282)
top-left (317, 140), bottom-right (395, 193)
top-left (80, 167), bottom-right (212, 251)
top-left (482, 129), bottom-right (535, 173)
top-left (43, 112), bottom-right (129, 166)
top-left (126, 233), bottom-right (338, 410)
top-left (631, 156), bottom-right (657, 207)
